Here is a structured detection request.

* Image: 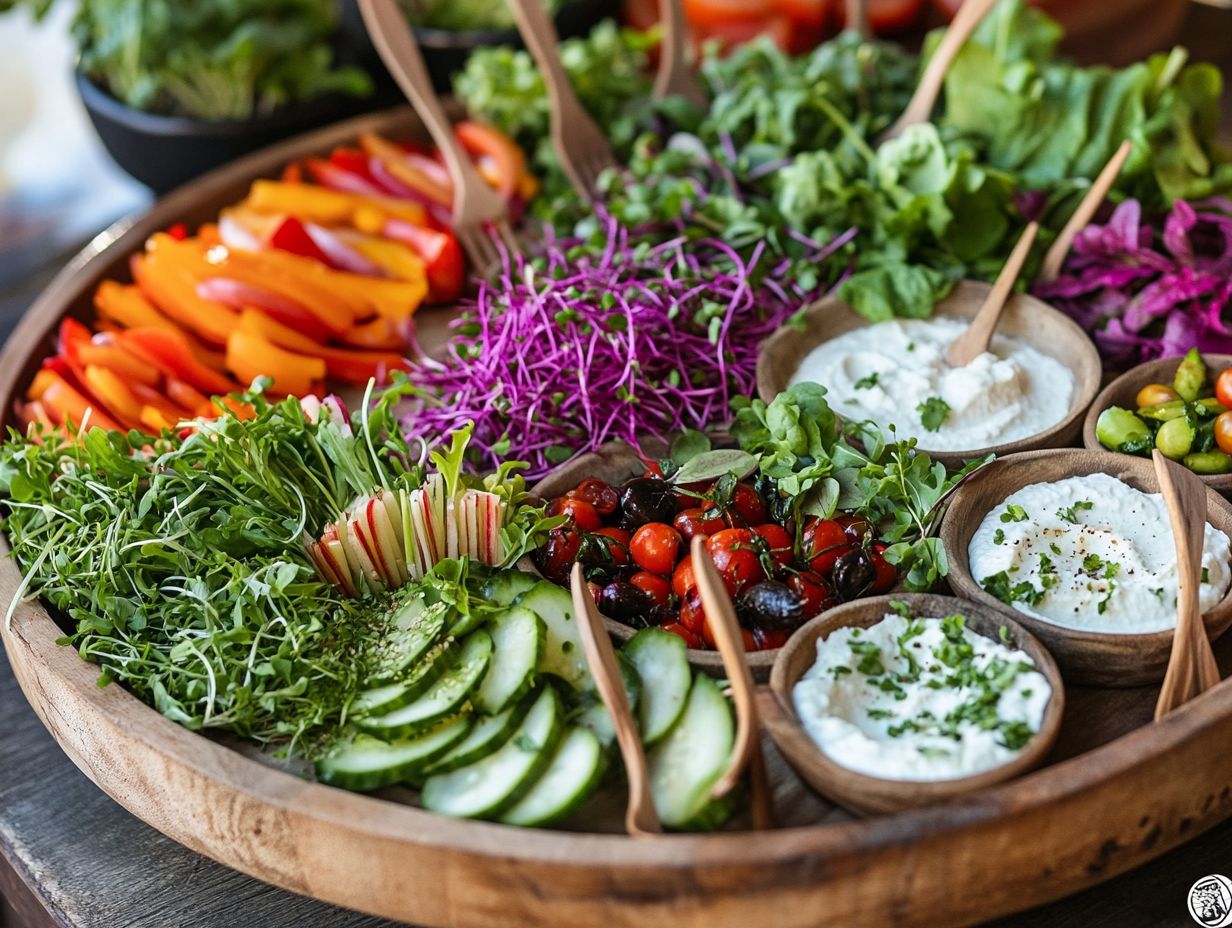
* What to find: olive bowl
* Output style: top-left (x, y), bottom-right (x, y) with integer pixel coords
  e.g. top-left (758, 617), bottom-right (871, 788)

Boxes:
top-left (1081, 353), bottom-right (1232, 493)
top-left (755, 281), bottom-right (1102, 471)
top-left (763, 593), bottom-right (1065, 815)
top-left (940, 448), bottom-right (1232, 687)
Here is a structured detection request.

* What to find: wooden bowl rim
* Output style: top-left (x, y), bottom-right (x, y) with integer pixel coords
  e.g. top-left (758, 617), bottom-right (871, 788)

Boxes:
top-left (1081, 353), bottom-right (1232, 491)
top-left (939, 448), bottom-right (1232, 651)
top-left (754, 282), bottom-right (1102, 467)
top-left (765, 593), bottom-right (1065, 810)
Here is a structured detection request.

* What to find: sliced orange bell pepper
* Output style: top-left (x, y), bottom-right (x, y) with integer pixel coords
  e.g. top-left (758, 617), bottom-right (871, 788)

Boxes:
top-left (140, 405), bottom-right (177, 433)
top-left (358, 132), bottom-right (452, 206)
top-left (344, 315), bottom-right (410, 352)
top-left (338, 232), bottom-right (427, 283)
top-left (133, 244), bottom-right (238, 347)
top-left (243, 180), bottom-right (427, 228)
top-left (164, 377), bottom-right (210, 415)
top-left (117, 328), bottom-right (239, 397)
top-left (226, 329), bottom-right (325, 398)
top-left (76, 337), bottom-right (161, 387)
top-left (83, 365), bottom-right (144, 431)
top-left (237, 309), bottom-right (406, 384)
top-left (132, 381), bottom-right (190, 423)
top-left (237, 308), bottom-right (324, 355)
top-left (455, 121), bottom-right (527, 200)
top-left (94, 282), bottom-right (230, 372)
top-left (20, 400), bottom-right (58, 437)
top-left (33, 371), bottom-right (122, 433)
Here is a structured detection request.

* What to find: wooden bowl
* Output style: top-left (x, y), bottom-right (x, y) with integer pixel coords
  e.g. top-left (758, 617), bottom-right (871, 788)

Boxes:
top-left (529, 441), bottom-right (778, 681)
top-left (764, 593), bottom-right (1065, 815)
top-left (940, 448), bottom-right (1232, 686)
top-left (1081, 354), bottom-right (1232, 492)
top-left (755, 281), bottom-right (1102, 469)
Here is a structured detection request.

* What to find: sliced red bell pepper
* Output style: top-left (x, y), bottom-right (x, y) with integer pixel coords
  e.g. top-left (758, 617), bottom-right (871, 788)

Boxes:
top-left (359, 132), bottom-right (453, 206)
top-left (76, 338), bottom-right (161, 387)
top-left (305, 156), bottom-right (387, 197)
top-left (33, 370), bottom-right (122, 433)
top-left (267, 216), bottom-right (332, 265)
top-left (117, 328), bottom-right (239, 397)
top-left (454, 122), bottom-right (527, 200)
top-left (164, 378), bottom-right (210, 415)
top-left (382, 219), bottom-right (465, 303)
top-left (343, 316), bottom-right (410, 352)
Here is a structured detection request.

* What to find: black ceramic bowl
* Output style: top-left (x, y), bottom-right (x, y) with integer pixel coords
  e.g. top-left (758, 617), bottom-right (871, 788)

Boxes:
top-left (76, 72), bottom-right (362, 195)
top-left (342, 0), bottom-right (620, 93)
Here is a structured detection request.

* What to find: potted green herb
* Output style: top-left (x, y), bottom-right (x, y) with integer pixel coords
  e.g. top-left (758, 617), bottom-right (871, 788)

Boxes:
top-left (2, 0), bottom-right (374, 193)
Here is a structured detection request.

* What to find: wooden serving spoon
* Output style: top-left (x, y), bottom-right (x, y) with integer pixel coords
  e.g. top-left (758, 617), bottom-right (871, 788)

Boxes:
top-left (843, 0), bottom-right (871, 40)
top-left (944, 221), bottom-right (1040, 367)
top-left (879, 0), bottom-right (999, 144)
top-left (1036, 140), bottom-right (1134, 284)
top-left (652, 0), bottom-right (707, 108)
top-left (1153, 450), bottom-right (1222, 721)
top-left (569, 563), bottom-right (662, 836)
top-left (689, 537), bottom-right (775, 829)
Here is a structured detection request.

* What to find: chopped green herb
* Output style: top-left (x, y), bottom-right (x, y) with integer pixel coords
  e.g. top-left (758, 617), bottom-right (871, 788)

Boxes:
top-left (1056, 500), bottom-right (1094, 524)
top-left (866, 708), bottom-right (894, 720)
top-left (993, 528), bottom-right (1006, 545)
top-left (917, 396), bottom-right (951, 432)
top-left (854, 372), bottom-right (880, 390)
top-left (1000, 504), bottom-right (1029, 523)
top-left (998, 626), bottom-right (1011, 644)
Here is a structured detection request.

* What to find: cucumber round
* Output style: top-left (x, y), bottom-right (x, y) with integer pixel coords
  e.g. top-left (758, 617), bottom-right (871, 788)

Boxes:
top-left (476, 607), bottom-right (544, 715)
top-left (315, 716), bottom-right (471, 792)
top-left (421, 687), bottom-right (561, 820)
top-left (354, 639), bottom-right (453, 718)
top-left (623, 629), bottom-right (690, 744)
top-left (517, 582), bottom-right (591, 692)
top-left (500, 726), bottom-right (605, 828)
top-left (358, 632), bottom-right (492, 738)
top-left (646, 673), bottom-right (734, 830)
top-left (419, 698), bottom-right (529, 776)
top-left (481, 569), bottom-right (539, 607)
top-left (366, 596), bottom-right (447, 685)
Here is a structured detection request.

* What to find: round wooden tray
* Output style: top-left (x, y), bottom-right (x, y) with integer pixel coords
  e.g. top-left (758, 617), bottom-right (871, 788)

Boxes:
top-left (4, 107), bottom-right (1232, 928)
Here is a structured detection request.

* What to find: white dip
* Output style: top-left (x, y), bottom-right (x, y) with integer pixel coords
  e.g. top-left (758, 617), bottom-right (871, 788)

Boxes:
top-left (788, 318), bottom-right (1074, 452)
top-left (792, 612), bottom-right (1050, 781)
top-left (969, 473), bottom-right (1232, 633)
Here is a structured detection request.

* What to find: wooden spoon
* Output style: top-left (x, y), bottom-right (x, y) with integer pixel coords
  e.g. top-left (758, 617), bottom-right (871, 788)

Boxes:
top-left (1153, 450), bottom-right (1222, 721)
top-left (843, 0), bottom-right (871, 40)
top-left (689, 537), bottom-right (775, 829)
top-left (944, 221), bottom-right (1039, 367)
top-left (879, 0), bottom-right (999, 144)
top-left (569, 564), bottom-right (661, 836)
top-left (652, 0), bottom-right (707, 108)
top-left (1036, 140), bottom-right (1134, 284)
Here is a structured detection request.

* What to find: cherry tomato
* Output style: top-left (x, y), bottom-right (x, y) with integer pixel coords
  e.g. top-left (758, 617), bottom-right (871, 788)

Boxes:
top-left (660, 621), bottom-right (703, 650)
top-left (773, 0), bottom-right (829, 28)
top-left (591, 526), bottom-right (631, 566)
top-left (1216, 369), bottom-right (1232, 410)
top-left (1137, 383), bottom-right (1181, 408)
top-left (788, 571), bottom-right (838, 619)
top-left (868, 542), bottom-right (898, 594)
top-left (630, 522), bottom-right (683, 576)
top-left (534, 526), bottom-right (582, 584)
top-left (753, 523), bottom-right (794, 568)
top-left (678, 592), bottom-right (706, 636)
top-left (673, 480), bottom-right (713, 512)
top-left (706, 528), bottom-right (766, 596)
top-left (802, 517), bottom-right (851, 575)
top-left (838, 0), bottom-right (923, 32)
top-left (672, 554), bottom-right (697, 599)
top-left (567, 478), bottom-right (619, 516)
top-left (630, 571), bottom-right (673, 607)
top-left (729, 483), bottom-right (768, 526)
top-left (642, 460), bottom-right (665, 479)
top-left (683, 0), bottom-right (771, 27)
top-left (586, 581), bottom-right (603, 603)
top-left (1215, 411), bottom-right (1232, 455)
top-left (752, 628), bottom-right (791, 651)
top-left (599, 581), bottom-right (650, 623)
top-left (674, 506), bottom-right (726, 541)
top-left (548, 497), bottom-right (603, 532)
top-left (834, 513), bottom-right (873, 544)
top-left (700, 616), bottom-right (756, 652)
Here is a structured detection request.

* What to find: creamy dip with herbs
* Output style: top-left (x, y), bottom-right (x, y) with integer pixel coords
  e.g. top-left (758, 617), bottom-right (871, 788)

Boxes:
top-left (788, 318), bottom-right (1074, 452)
top-left (969, 473), bottom-right (1232, 633)
top-left (792, 612), bottom-right (1050, 781)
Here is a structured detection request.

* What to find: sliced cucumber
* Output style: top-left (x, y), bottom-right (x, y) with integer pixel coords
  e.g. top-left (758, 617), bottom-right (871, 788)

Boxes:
top-left (500, 726), bottom-right (605, 828)
top-left (518, 582), bottom-right (590, 692)
top-left (421, 686), bottom-right (561, 820)
top-left (623, 629), bottom-right (691, 744)
top-left (353, 639), bottom-right (453, 718)
top-left (481, 569), bottom-right (539, 607)
top-left (366, 596), bottom-right (448, 685)
top-left (419, 698), bottom-right (529, 776)
top-left (446, 607), bottom-right (487, 639)
top-left (574, 654), bottom-right (642, 747)
top-left (315, 716), bottom-right (471, 791)
top-left (358, 632), bottom-right (492, 738)
top-left (476, 606), bottom-right (543, 715)
top-left (646, 673), bottom-right (734, 830)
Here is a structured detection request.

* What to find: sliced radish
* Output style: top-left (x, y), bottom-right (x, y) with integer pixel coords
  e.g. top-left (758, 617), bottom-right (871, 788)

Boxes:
top-left (371, 495), bottom-right (407, 586)
top-left (321, 535), bottom-right (358, 597)
top-left (400, 488), bottom-right (425, 580)
top-left (447, 498), bottom-right (461, 560)
top-left (378, 489), bottom-right (409, 582)
top-left (346, 511), bottom-right (385, 589)
top-left (465, 492), bottom-right (481, 561)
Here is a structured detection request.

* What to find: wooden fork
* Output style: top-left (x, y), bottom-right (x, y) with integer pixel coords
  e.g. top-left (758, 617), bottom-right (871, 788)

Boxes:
top-left (652, 0), bottom-right (707, 108)
top-left (357, 0), bottom-right (518, 274)
top-left (506, 0), bottom-right (617, 199)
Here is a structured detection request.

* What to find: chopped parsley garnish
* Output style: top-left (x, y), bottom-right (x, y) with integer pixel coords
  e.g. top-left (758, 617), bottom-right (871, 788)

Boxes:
top-left (1056, 499), bottom-right (1094, 524)
top-left (889, 600), bottom-right (912, 618)
top-left (849, 640), bottom-right (884, 676)
top-left (993, 528), bottom-right (1006, 545)
top-left (854, 372), bottom-right (880, 390)
top-left (982, 570), bottom-right (1046, 607)
top-left (1097, 582), bottom-right (1116, 614)
top-left (1000, 504), bottom-right (1029, 523)
top-left (829, 665), bottom-right (852, 679)
top-left (866, 708), bottom-right (894, 720)
top-left (1203, 567), bottom-right (1211, 584)
top-left (917, 395), bottom-right (951, 432)
top-left (998, 626), bottom-right (1011, 644)
top-left (1081, 552), bottom-right (1120, 579)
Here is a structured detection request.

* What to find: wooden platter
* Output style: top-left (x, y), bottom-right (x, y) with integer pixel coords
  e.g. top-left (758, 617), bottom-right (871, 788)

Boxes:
top-left (4, 106), bottom-right (1232, 928)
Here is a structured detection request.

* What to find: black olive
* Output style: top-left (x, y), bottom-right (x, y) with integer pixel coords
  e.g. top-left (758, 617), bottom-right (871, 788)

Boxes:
top-left (533, 526), bottom-right (582, 585)
top-left (832, 548), bottom-right (876, 601)
top-left (753, 474), bottom-right (793, 525)
top-left (618, 476), bottom-right (677, 527)
top-left (737, 580), bottom-right (806, 632)
top-left (599, 581), bottom-right (651, 624)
